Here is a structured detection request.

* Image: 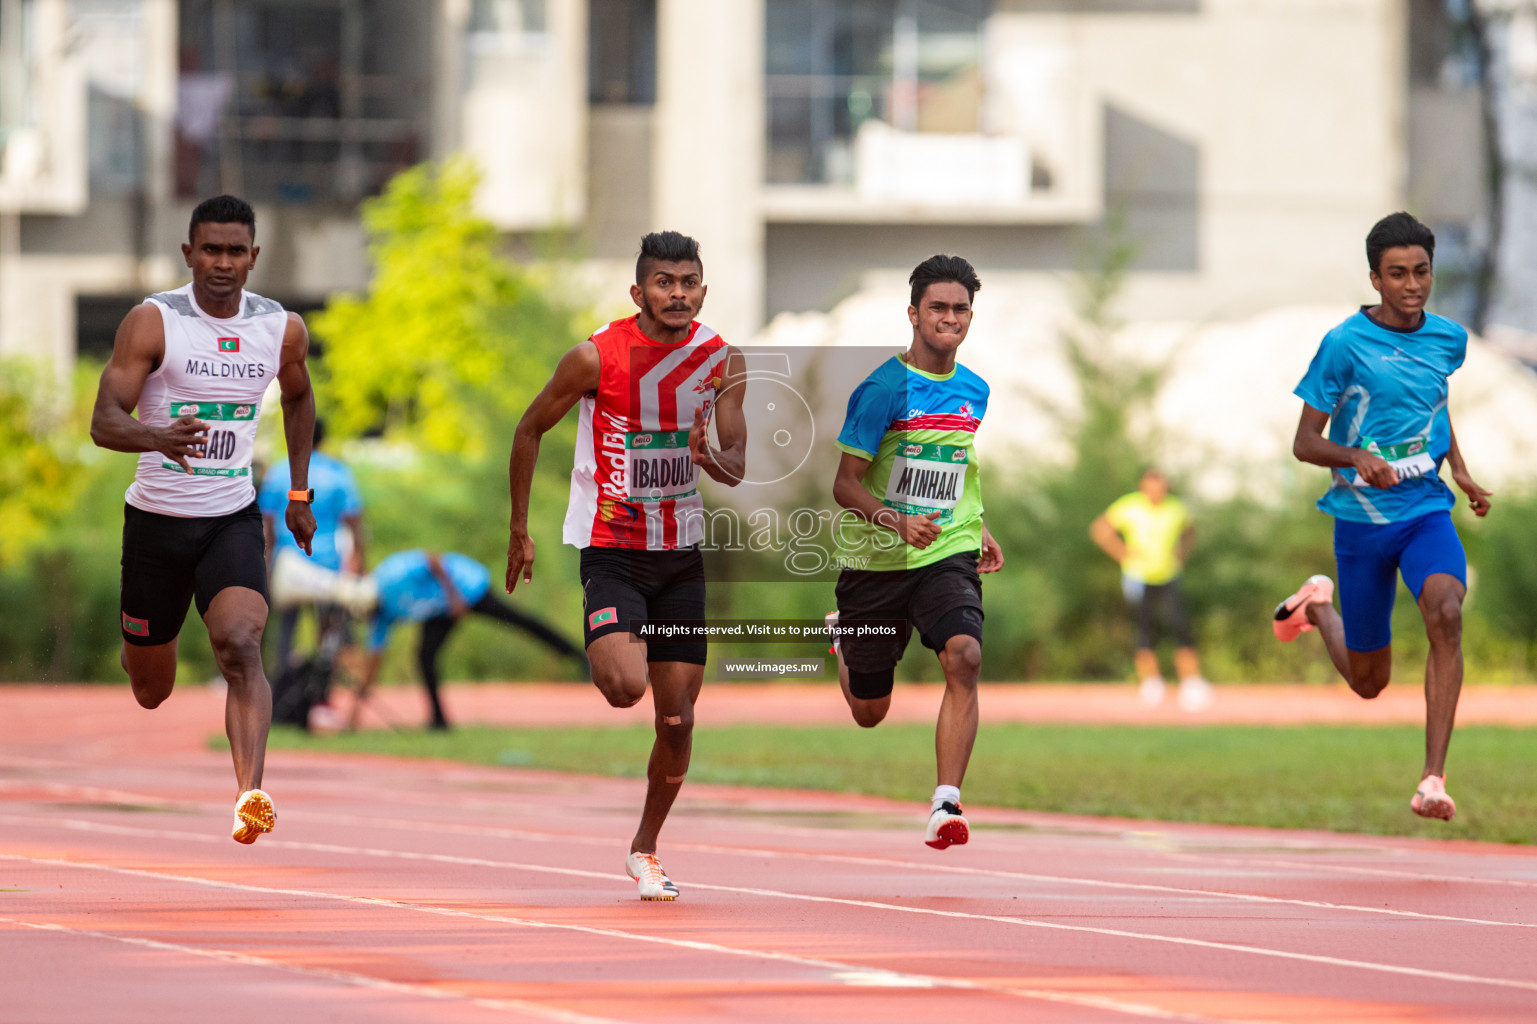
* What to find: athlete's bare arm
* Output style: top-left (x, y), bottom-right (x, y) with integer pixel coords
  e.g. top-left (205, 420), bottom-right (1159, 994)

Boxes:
top-left (1445, 417), bottom-right (1492, 517)
top-left (1088, 514), bottom-right (1127, 563)
top-left (506, 341), bottom-right (602, 592)
top-left (1291, 403), bottom-right (1398, 489)
top-left (89, 303), bottom-right (209, 471)
top-left (277, 312), bottom-right (317, 555)
top-left (689, 347), bottom-right (748, 485)
top-left (831, 451), bottom-right (941, 549)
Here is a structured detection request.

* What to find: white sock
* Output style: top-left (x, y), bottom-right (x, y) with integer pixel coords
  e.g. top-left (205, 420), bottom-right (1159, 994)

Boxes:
top-left (932, 785), bottom-right (961, 811)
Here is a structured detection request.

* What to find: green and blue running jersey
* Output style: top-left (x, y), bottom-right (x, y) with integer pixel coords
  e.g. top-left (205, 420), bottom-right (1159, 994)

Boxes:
top-left (1294, 307), bottom-right (1467, 524)
top-left (835, 355), bottom-right (989, 570)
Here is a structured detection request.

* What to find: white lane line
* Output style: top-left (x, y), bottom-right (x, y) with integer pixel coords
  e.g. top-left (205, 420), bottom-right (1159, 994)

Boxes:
top-left (10, 811), bottom-right (1533, 933)
top-left (0, 854), bottom-right (1262, 1024)
top-left (1163, 851), bottom-right (1537, 890)
top-left (14, 777), bottom-right (1537, 893)
top-left (5, 826), bottom-right (1537, 997)
top-left (0, 914), bottom-right (628, 1024)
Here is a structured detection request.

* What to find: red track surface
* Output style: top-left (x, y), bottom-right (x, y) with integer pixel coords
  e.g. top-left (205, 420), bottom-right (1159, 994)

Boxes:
top-left (3, 684), bottom-right (1536, 1023)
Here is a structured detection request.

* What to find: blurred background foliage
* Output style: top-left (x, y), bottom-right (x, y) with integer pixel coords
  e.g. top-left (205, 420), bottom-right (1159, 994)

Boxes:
top-left (2, 159), bottom-right (1534, 686)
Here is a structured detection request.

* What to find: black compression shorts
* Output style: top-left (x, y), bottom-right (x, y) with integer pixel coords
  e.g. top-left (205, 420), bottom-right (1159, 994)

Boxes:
top-left (834, 551), bottom-right (985, 693)
top-left (579, 545), bottom-right (708, 665)
top-left (120, 501), bottom-right (268, 646)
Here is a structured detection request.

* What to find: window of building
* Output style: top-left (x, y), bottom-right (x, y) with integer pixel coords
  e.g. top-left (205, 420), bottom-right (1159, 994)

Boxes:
top-left (588, 0), bottom-right (656, 104)
top-left (0, 0), bottom-right (38, 150)
top-left (765, 0), bottom-right (986, 185)
top-left (176, 0), bottom-right (431, 204)
top-left (470, 0), bottom-right (546, 35)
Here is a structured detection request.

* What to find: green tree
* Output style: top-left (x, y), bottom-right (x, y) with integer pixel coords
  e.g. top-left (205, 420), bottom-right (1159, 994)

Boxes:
top-left (0, 361), bottom-right (87, 567)
top-left (310, 157), bottom-right (582, 456)
top-left (981, 230), bottom-right (1166, 679)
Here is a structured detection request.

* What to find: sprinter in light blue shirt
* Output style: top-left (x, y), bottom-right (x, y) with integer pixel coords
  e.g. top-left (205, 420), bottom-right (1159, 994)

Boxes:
top-left (1271, 212), bottom-right (1493, 823)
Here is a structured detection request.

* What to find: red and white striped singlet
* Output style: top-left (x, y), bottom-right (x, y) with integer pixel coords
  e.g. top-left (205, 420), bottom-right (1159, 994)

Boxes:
top-left (562, 316), bottom-right (729, 550)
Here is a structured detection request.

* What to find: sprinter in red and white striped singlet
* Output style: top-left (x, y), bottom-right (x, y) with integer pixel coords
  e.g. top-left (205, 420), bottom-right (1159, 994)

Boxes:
top-left (506, 231), bottom-right (747, 900)
top-left (561, 313), bottom-right (729, 551)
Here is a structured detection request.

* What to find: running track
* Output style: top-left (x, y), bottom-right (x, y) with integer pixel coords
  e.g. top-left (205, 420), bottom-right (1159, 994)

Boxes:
top-left (2, 686), bottom-right (1535, 1023)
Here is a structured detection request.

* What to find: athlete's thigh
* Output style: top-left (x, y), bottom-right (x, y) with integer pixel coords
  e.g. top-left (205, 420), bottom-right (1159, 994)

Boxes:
top-left (587, 630), bottom-right (649, 687)
top-left (1397, 511), bottom-right (1467, 601)
top-left (120, 504), bottom-right (197, 647)
top-left (122, 637), bottom-right (179, 688)
top-left (192, 503), bottom-right (269, 621)
top-left (1333, 518), bottom-right (1399, 654)
top-left (203, 585), bottom-right (269, 650)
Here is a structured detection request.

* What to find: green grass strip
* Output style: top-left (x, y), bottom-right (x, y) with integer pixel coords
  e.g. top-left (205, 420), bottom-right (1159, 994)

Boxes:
top-left (258, 723), bottom-right (1537, 844)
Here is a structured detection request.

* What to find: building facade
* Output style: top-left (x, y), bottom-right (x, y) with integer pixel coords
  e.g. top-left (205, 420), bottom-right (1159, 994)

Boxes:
top-left (0, 0), bottom-right (1456, 369)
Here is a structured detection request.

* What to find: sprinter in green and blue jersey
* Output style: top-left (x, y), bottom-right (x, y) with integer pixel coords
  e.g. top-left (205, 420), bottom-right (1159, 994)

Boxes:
top-left (828, 255), bottom-right (1004, 851)
top-left (1273, 212), bottom-right (1493, 822)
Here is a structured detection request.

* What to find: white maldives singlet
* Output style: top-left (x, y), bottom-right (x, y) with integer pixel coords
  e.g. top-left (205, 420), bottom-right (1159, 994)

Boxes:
top-left (124, 284), bottom-right (287, 518)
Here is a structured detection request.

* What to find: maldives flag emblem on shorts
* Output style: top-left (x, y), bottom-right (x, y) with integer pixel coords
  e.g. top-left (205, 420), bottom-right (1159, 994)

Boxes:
top-left (588, 607), bottom-right (617, 629)
top-left (122, 613), bottom-right (149, 636)
top-left (218, 337), bottom-right (240, 352)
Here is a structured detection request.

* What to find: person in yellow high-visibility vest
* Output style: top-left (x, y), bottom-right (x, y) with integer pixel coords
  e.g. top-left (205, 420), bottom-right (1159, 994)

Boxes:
top-left (1090, 469), bottom-right (1212, 711)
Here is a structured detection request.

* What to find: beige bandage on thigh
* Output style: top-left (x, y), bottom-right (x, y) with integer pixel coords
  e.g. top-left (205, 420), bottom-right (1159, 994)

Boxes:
top-left (663, 715), bottom-right (683, 725)
top-left (666, 774), bottom-right (686, 783)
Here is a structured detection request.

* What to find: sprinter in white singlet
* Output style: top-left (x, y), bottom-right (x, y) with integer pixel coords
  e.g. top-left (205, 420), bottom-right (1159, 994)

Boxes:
top-left (89, 195), bottom-right (317, 845)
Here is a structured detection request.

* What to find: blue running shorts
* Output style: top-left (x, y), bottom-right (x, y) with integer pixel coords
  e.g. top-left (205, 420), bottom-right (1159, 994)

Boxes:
top-left (1333, 510), bottom-right (1466, 653)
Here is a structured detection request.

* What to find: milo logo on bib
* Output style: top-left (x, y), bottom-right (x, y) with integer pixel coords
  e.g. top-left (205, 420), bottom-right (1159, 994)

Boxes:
top-left (625, 430), bottom-right (697, 502)
top-left (883, 442), bottom-right (967, 523)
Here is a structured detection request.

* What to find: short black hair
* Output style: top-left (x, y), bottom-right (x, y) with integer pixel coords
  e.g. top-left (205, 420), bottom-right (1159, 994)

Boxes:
top-left (189, 194), bottom-right (256, 243)
top-left (1366, 212), bottom-right (1434, 275)
top-left (636, 231), bottom-right (702, 284)
top-left (312, 418), bottom-right (327, 448)
top-left (909, 254), bottom-right (981, 308)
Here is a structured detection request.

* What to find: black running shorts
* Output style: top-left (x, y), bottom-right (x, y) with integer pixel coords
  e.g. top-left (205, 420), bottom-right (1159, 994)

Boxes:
top-left (834, 551), bottom-right (985, 679)
top-left (120, 501), bottom-right (269, 646)
top-left (1125, 577), bottom-right (1194, 649)
top-left (579, 545), bottom-right (707, 665)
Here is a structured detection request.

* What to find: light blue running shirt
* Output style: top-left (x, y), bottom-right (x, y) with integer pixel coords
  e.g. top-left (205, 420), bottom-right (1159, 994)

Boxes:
top-left (1294, 307), bottom-right (1467, 524)
top-left (368, 551), bottom-right (491, 651)
top-left (258, 451), bottom-right (363, 571)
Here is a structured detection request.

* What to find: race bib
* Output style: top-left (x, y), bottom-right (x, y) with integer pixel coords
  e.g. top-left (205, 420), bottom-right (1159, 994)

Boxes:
top-left (883, 442), bottom-right (967, 523)
top-left (160, 400), bottom-right (256, 477)
top-left (626, 430), bottom-right (697, 502)
top-left (1345, 437), bottom-right (1436, 488)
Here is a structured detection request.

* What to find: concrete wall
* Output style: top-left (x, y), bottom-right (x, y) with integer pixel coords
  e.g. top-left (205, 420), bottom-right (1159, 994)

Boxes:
top-left (764, 0), bottom-right (1407, 326)
top-left (652, 0), bottom-right (765, 347)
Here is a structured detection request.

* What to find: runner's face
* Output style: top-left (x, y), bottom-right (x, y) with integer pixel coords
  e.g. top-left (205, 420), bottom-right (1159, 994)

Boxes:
top-left (1370, 245), bottom-right (1432, 319)
top-left (1139, 473), bottom-right (1167, 503)
top-left (908, 282), bottom-right (972, 353)
top-left (183, 222), bottom-right (258, 300)
top-left (633, 260), bottom-right (706, 332)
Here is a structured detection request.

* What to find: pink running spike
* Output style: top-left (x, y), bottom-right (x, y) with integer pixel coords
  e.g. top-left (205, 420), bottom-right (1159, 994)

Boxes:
top-left (1273, 575), bottom-right (1334, 642)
